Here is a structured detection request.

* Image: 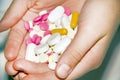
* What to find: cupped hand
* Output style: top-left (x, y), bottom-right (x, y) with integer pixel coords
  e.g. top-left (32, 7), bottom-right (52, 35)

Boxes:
top-left (11, 0), bottom-right (120, 80)
top-left (0, 0), bottom-right (86, 79)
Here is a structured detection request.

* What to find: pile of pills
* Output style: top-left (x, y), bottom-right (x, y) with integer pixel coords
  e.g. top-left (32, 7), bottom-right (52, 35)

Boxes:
top-left (24, 6), bottom-right (79, 70)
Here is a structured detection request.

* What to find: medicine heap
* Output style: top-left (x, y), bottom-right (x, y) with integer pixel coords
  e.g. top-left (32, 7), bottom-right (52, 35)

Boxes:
top-left (24, 6), bottom-right (79, 70)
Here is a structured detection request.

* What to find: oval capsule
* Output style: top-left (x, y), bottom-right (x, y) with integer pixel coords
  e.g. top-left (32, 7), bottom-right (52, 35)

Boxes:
top-left (70, 12), bottom-right (79, 29)
top-left (51, 28), bottom-right (68, 35)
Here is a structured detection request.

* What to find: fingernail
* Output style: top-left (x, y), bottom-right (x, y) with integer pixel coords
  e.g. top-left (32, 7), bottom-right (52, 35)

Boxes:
top-left (57, 64), bottom-right (71, 79)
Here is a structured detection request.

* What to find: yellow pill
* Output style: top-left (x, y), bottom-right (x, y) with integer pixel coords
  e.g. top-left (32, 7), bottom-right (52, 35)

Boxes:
top-left (70, 12), bottom-right (79, 29)
top-left (51, 28), bottom-right (68, 35)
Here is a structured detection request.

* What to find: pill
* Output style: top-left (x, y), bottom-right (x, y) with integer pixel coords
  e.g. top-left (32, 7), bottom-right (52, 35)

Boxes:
top-left (33, 25), bottom-right (41, 32)
top-left (26, 37), bottom-right (33, 45)
top-left (33, 16), bottom-right (42, 23)
top-left (55, 18), bottom-right (62, 28)
top-left (44, 30), bottom-right (51, 36)
top-left (24, 21), bottom-right (30, 32)
top-left (61, 14), bottom-right (70, 28)
top-left (69, 14), bottom-right (72, 22)
top-left (64, 7), bottom-right (71, 16)
top-left (39, 21), bottom-right (49, 31)
top-left (29, 30), bottom-right (44, 38)
top-left (51, 53), bottom-right (59, 62)
top-left (34, 36), bottom-right (42, 45)
top-left (39, 53), bottom-right (48, 63)
top-left (48, 55), bottom-right (53, 62)
top-left (47, 33), bottom-right (61, 46)
top-left (28, 20), bottom-right (33, 28)
top-left (40, 13), bottom-right (49, 21)
top-left (49, 23), bottom-right (56, 30)
top-left (41, 34), bottom-right (51, 44)
top-left (67, 28), bottom-right (76, 39)
top-left (70, 12), bottom-right (79, 29)
top-left (48, 6), bottom-right (64, 23)
top-left (48, 62), bottom-right (57, 70)
top-left (32, 34), bottom-right (40, 43)
top-left (51, 28), bottom-right (68, 35)
top-left (32, 35), bottom-right (42, 45)
top-left (25, 43), bottom-right (37, 62)
top-left (34, 44), bottom-right (49, 54)
top-left (39, 10), bottom-right (47, 16)
top-left (53, 37), bottom-right (71, 53)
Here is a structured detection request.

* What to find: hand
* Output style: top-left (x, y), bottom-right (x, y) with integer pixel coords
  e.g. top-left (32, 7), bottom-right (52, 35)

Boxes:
top-left (12, 0), bottom-right (120, 80)
top-left (0, 0), bottom-right (86, 79)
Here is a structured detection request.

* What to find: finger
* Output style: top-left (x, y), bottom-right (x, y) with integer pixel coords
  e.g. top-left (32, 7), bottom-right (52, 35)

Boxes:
top-left (67, 35), bottom-right (111, 80)
top-left (13, 59), bottom-right (50, 74)
top-left (5, 61), bottom-right (18, 75)
top-left (22, 71), bottom-right (59, 80)
top-left (4, 20), bottom-right (26, 61)
top-left (18, 72), bottom-right (27, 80)
top-left (0, 0), bottom-right (28, 31)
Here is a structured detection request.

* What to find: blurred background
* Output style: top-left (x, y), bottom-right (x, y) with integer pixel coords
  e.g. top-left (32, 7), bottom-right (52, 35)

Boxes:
top-left (0, 0), bottom-right (120, 80)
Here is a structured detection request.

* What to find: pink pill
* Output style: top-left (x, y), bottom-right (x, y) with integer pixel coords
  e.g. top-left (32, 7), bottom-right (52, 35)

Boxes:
top-left (41, 13), bottom-right (49, 21)
top-left (64, 7), bottom-right (71, 16)
top-left (44, 30), bottom-right (51, 36)
top-left (28, 28), bottom-right (33, 32)
top-left (32, 34), bottom-right (39, 43)
top-left (33, 16), bottom-right (42, 26)
top-left (26, 38), bottom-right (33, 45)
top-left (24, 21), bottom-right (30, 32)
top-left (39, 21), bottom-right (49, 31)
top-left (34, 36), bottom-right (42, 45)
top-left (33, 16), bottom-right (42, 23)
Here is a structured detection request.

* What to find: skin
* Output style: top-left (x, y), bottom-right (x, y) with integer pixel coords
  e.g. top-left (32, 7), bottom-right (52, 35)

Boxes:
top-left (0, 0), bottom-right (120, 80)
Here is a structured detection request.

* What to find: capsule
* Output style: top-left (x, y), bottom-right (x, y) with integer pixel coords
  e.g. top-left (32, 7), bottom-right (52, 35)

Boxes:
top-left (51, 28), bottom-right (68, 35)
top-left (70, 12), bottom-right (79, 29)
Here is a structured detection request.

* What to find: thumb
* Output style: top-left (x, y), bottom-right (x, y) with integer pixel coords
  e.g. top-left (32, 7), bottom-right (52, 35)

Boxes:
top-left (0, 0), bottom-right (30, 32)
top-left (55, 28), bottom-right (102, 79)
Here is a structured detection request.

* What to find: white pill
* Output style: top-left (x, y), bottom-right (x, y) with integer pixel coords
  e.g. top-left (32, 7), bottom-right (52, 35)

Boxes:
top-left (51, 53), bottom-right (59, 62)
top-left (41, 34), bottom-right (51, 44)
top-left (39, 10), bottom-right (47, 16)
top-left (46, 48), bottom-right (53, 54)
top-left (28, 20), bottom-right (33, 28)
top-left (29, 30), bottom-right (44, 38)
top-left (25, 43), bottom-right (37, 62)
top-left (67, 27), bottom-right (77, 39)
top-left (48, 6), bottom-right (64, 23)
top-left (34, 44), bottom-right (49, 54)
top-left (49, 23), bottom-right (56, 30)
top-left (61, 14), bottom-right (70, 28)
top-left (39, 53), bottom-right (48, 63)
top-left (55, 18), bottom-right (62, 28)
top-left (48, 62), bottom-right (57, 70)
top-left (53, 37), bottom-right (71, 53)
top-left (69, 14), bottom-right (72, 21)
top-left (47, 33), bottom-right (61, 46)
top-left (33, 25), bottom-right (41, 32)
